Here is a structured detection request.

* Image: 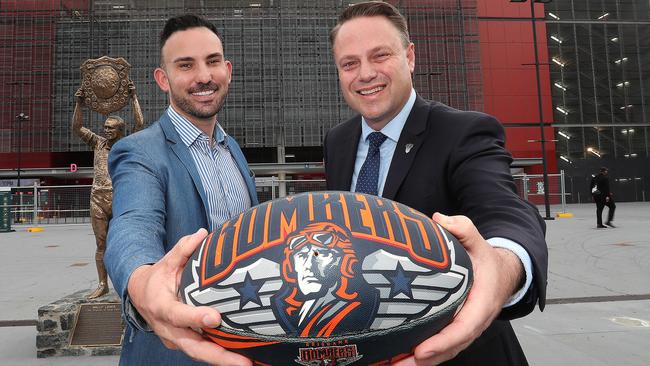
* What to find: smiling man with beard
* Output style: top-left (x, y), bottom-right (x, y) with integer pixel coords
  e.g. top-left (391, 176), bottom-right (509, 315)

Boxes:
top-left (105, 14), bottom-right (257, 366)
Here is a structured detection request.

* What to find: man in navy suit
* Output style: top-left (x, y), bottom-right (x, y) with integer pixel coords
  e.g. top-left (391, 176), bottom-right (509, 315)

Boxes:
top-left (106, 14), bottom-right (257, 365)
top-left (323, 2), bottom-right (548, 365)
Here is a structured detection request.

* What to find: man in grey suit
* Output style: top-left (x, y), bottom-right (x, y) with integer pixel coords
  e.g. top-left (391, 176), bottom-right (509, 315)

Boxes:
top-left (323, 2), bottom-right (548, 365)
top-left (106, 14), bottom-right (256, 365)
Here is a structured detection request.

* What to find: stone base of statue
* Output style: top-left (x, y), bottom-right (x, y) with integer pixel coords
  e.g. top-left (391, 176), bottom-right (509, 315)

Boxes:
top-left (36, 289), bottom-right (123, 358)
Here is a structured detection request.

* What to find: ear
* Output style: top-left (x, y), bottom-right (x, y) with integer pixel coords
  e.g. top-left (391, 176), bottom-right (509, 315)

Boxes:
top-left (154, 67), bottom-right (170, 92)
top-left (406, 42), bottom-right (415, 73)
top-left (225, 60), bottom-right (233, 84)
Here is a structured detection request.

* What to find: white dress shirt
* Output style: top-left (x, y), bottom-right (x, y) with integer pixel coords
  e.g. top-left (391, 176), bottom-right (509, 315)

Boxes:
top-left (350, 89), bottom-right (532, 306)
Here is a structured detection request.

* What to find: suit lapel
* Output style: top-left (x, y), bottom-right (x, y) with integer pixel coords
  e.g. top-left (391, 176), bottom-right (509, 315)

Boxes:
top-left (333, 118), bottom-right (362, 191)
top-left (382, 96), bottom-right (430, 200)
top-left (159, 115), bottom-right (210, 218)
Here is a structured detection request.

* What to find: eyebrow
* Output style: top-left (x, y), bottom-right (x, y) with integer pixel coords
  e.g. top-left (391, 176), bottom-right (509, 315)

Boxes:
top-left (338, 46), bottom-right (391, 61)
top-left (172, 52), bottom-right (223, 64)
top-left (368, 46), bottom-right (391, 54)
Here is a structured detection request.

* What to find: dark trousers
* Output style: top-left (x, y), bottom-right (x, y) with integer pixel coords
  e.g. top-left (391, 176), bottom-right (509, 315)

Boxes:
top-left (441, 320), bottom-right (528, 366)
top-left (595, 196), bottom-right (616, 226)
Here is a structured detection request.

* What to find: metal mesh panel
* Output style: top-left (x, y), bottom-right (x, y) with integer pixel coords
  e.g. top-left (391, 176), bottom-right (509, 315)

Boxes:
top-left (36, 185), bottom-right (92, 224)
top-left (254, 178), bottom-right (327, 203)
top-left (1, 0), bottom-right (481, 153)
top-left (10, 189), bottom-right (35, 224)
top-left (284, 179), bottom-right (327, 198)
top-left (513, 173), bottom-right (567, 209)
top-left (11, 185), bottom-right (92, 224)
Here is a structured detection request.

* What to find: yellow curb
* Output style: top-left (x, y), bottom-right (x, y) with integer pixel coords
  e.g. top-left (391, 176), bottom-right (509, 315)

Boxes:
top-left (556, 213), bottom-right (574, 218)
top-left (27, 227), bottom-right (45, 232)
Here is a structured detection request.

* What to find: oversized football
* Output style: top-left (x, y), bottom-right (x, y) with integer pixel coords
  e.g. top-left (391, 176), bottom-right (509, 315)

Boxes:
top-left (180, 191), bottom-right (472, 365)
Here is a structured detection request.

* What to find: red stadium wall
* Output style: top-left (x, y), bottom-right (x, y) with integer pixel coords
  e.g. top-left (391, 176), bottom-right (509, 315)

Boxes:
top-left (0, 0), bottom-right (88, 171)
top-left (477, 0), bottom-right (558, 178)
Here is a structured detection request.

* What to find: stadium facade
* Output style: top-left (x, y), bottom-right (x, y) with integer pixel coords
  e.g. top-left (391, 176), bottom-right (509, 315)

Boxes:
top-left (1, 0), bottom-right (648, 202)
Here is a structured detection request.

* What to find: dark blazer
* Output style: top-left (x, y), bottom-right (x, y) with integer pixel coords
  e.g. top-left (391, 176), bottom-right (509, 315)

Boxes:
top-left (323, 96), bottom-right (548, 365)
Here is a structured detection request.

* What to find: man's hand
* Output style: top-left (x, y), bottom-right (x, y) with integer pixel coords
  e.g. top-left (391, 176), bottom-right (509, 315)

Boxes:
top-left (394, 213), bottom-right (523, 366)
top-left (127, 229), bottom-right (253, 366)
top-left (127, 80), bottom-right (136, 95)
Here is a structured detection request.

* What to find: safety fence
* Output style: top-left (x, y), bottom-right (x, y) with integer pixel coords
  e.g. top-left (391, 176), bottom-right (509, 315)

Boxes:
top-left (1, 173), bottom-right (565, 227)
top-left (1, 179), bottom-right (329, 226)
top-left (3, 185), bottom-right (92, 226)
top-left (513, 171), bottom-right (568, 212)
top-left (255, 178), bottom-right (327, 203)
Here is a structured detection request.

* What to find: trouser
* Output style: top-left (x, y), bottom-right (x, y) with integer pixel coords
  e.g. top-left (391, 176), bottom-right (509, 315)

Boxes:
top-left (441, 320), bottom-right (528, 365)
top-left (595, 196), bottom-right (616, 226)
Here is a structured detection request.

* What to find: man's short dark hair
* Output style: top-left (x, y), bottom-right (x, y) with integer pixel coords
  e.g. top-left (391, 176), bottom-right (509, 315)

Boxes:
top-left (159, 14), bottom-right (223, 56)
top-left (330, 1), bottom-right (410, 47)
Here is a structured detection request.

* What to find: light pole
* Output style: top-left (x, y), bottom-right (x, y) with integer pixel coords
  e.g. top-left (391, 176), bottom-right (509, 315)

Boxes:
top-left (15, 112), bottom-right (29, 187)
top-left (511, 0), bottom-right (554, 220)
top-left (8, 80), bottom-right (33, 188)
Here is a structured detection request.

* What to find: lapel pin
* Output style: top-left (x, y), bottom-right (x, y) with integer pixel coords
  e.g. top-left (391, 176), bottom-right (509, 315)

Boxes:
top-left (405, 143), bottom-right (414, 154)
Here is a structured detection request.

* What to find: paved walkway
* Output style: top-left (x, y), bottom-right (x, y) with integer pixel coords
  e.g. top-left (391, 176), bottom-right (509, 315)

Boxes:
top-left (513, 202), bottom-right (650, 365)
top-left (0, 202), bottom-right (648, 365)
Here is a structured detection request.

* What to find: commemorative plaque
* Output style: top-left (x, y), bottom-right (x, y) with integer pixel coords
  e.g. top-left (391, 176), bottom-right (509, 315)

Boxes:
top-left (69, 302), bottom-right (124, 347)
top-left (37, 290), bottom-right (123, 357)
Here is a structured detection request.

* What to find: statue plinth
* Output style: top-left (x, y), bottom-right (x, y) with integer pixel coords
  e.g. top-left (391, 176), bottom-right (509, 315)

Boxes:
top-left (36, 289), bottom-right (123, 358)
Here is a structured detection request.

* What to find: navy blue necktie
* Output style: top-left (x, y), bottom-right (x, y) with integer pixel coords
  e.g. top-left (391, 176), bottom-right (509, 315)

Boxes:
top-left (355, 132), bottom-right (388, 196)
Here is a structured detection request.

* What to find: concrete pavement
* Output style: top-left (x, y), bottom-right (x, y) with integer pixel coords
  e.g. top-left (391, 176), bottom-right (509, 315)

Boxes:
top-left (513, 202), bottom-right (650, 366)
top-left (0, 202), bottom-right (648, 365)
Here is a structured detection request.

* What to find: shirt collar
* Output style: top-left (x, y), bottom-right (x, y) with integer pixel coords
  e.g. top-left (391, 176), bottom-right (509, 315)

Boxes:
top-left (361, 88), bottom-right (416, 143)
top-left (167, 106), bottom-right (227, 147)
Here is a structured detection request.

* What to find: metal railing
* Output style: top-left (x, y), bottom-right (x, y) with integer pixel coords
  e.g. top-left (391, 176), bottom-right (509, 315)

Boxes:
top-left (255, 178), bottom-right (327, 202)
top-left (7, 184), bottom-right (92, 225)
top-left (3, 179), bottom-right (328, 225)
top-left (513, 171), bottom-right (568, 213)
top-left (2, 173), bottom-right (565, 225)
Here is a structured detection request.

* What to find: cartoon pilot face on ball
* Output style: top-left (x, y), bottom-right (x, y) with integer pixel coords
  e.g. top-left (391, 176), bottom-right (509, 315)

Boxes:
top-left (283, 223), bottom-right (358, 298)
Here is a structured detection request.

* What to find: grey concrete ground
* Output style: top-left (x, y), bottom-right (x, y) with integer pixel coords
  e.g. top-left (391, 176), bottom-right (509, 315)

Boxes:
top-left (0, 202), bottom-right (648, 365)
top-left (513, 202), bottom-right (650, 365)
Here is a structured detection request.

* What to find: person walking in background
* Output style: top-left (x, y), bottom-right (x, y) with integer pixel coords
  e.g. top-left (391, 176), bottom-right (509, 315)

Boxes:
top-left (591, 167), bottom-right (616, 228)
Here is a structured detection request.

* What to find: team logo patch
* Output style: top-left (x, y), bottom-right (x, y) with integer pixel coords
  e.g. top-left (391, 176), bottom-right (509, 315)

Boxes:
top-left (296, 343), bottom-right (361, 366)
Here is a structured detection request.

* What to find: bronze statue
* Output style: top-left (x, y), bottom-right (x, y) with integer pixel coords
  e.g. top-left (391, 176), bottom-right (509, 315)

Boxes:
top-left (73, 56), bottom-right (143, 299)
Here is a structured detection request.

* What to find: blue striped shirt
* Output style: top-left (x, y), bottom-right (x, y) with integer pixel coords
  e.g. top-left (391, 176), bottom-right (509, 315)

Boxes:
top-left (167, 107), bottom-right (251, 231)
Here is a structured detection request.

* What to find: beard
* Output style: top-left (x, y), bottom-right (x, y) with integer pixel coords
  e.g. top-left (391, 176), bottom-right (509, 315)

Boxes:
top-left (171, 81), bottom-right (228, 119)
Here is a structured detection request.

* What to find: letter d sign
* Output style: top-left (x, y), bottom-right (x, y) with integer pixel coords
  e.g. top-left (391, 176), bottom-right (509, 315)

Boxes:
top-left (70, 163), bottom-right (78, 173)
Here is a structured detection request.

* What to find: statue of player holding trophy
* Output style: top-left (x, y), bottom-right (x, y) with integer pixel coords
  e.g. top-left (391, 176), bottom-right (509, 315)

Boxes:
top-left (72, 56), bottom-right (143, 299)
